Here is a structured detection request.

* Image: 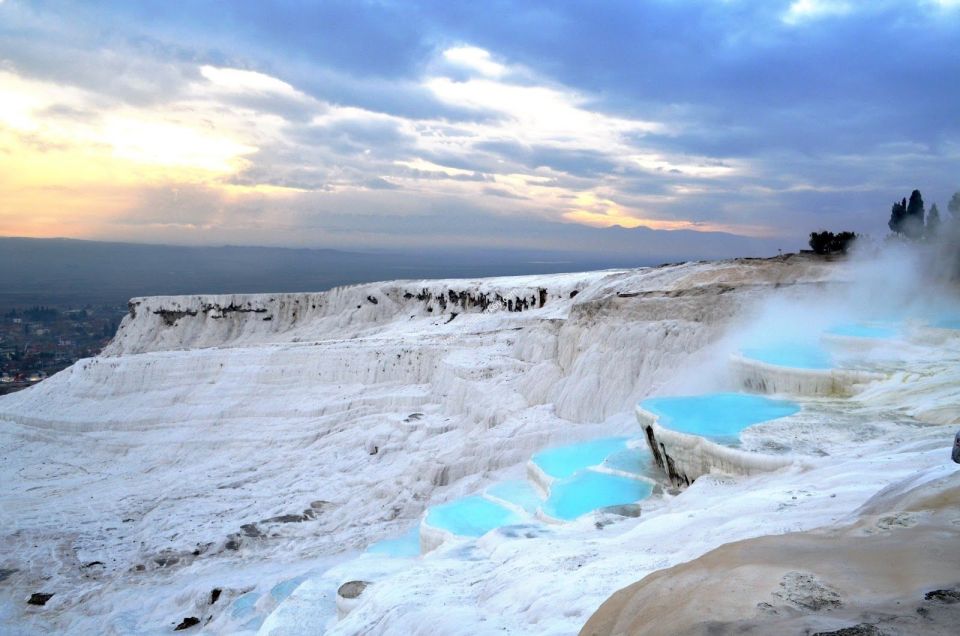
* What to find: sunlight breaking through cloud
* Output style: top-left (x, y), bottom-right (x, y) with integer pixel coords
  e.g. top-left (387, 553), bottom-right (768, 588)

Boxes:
top-left (783, 0), bottom-right (853, 24)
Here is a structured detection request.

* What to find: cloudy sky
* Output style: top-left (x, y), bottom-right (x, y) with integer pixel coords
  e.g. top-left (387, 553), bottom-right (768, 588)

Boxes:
top-left (1, 0), bottom-right (957, 256)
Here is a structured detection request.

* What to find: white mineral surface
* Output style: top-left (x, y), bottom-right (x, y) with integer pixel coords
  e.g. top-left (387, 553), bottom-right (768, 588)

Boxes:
top-left (1, 253), bottom-right (957, 635)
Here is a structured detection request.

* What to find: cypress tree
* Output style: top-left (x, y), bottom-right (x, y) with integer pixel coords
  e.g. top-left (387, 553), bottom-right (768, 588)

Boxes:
top-left (904, 189), bottom-right (925, 239)
top-left (888, 197), bottom-right (907, 234)
top-left (927, 203), bottom-right (941, 237)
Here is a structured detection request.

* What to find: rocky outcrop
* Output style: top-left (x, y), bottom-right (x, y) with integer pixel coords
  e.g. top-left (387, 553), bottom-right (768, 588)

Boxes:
top-left (336, 580), bottom-right (371, 619)
top-left (581, 468), bottom-right (960, 636)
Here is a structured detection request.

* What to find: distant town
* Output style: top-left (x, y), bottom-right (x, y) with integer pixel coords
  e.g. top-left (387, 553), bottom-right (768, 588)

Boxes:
top-left (0, 305), bottom-right (125, 395)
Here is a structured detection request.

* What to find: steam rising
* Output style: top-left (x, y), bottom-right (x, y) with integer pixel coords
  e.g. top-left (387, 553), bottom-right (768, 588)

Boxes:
top-left (669, 226), bottom-right (960, 396)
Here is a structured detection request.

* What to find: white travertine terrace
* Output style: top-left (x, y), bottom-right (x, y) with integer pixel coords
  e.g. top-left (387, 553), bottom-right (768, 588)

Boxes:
top-left (730, 353), bottom-right (884, 397)
top-left (635, 404), bottom-right (797, 487)
top-left (2, 253), bottom-right (957, 635)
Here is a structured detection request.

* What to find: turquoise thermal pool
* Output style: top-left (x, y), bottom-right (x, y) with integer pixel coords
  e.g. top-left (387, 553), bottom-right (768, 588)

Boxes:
top-left (420, 438), bottom-right (653, 544)
top-left (741, 343), bottom-right (833, 369)
top-left (826, 323), bottom-right (899, 339)
top-left (485, 480), bottom-right (542, 514)
top-left (367, 525), bottom-right (422, 558)
top-left (542, 471), bottom-right (652, 521)
top-left (425, 495), bottom-right (523, 537)
top-left (640, 393), bottom-right (801, 441)
top-left (601, 446), bottom-right (651, 476)
top-left (531, 437), bottom-right (629, 479)
top-left (231, 592), bottom-right (259, 620)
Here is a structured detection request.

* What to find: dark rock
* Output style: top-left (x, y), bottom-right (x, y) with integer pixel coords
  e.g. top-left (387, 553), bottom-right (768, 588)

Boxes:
top-left (309, 500), bottom-right (331, 511)
top-left (240, 524), bottom-right (263, 538)
top-left (154, 553), bottom-right (180, 567)
top-left (198, 302), bottom-right (266, 315)
top-left (569, 290), bottom-right (579, 298)
top-left (602, 503), bottom-right (643, 518)
top-left (644, 426), bottom-right (665, 471)
top-left (82, 561), bottom-right (104, 568)
top-left (925, 588), bottom-right (960, 603)
top-left (755, 602), bottom-right (778, 615)
top-left (812, 624), bottom-right (883, 636)
top-left (644, 425), bottom-right (691, 488)
top-left (210, 588), bottom-right (222, 605)
top-left (663, 452), bottom-right (690, 488)
top-left (337, 580), bottom-right (369, 600)
top-left (224, 535), bottom-right (241, 551)
top-left (775, 571), bottom-right (842, 611)
top-left (174, 616), bottom-right (200, 630)
top-left (431, 465), bottom-right (450, 486)
top-left (952, 430), bottom-right (960, 464)
top-left (0, 568), bottom-right (18, 583)
top-left (262, 514), bottom-right (306, 524)
top-left (366, 296), bottom-right (379, 305)
top-left (27, 592), bottom-right (53, 606)
top-left (153, 309), bottom-right (198, 326)
top-left (405, 413), bottom-right (424, 422)
top-left (368, 445), bottom-right (379, 456)
top-left (497, 524), bottom-right (549, 539)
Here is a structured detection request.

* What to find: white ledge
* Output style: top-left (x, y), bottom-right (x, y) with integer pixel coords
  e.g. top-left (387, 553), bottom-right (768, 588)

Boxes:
top-left (730, 353), bottom-right (884, 397)
top-left (636, 404), bottom-right (796, 487)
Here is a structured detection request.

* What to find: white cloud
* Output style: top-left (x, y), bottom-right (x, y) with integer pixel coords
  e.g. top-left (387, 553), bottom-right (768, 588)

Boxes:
top-left (394, 158), bottom-right (476, 177)
top-left (783, 0), bottom-right (853, 24)
top-left (424, 76), bottom-right (664, 150)
top-left (442, 46), bottom-right (506, 77)
top-left (200, 65), bottom-right (301, 97)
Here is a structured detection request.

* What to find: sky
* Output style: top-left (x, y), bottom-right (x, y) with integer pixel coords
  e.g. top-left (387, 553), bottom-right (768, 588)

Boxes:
top-left (0, 0), bottom-right (958, 256)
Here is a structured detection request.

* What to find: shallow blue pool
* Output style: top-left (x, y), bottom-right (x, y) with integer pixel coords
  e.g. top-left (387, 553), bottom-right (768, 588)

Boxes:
top-left (531, 437), bottom-right (629, 479)
top-left (485, 480), bottom-right (543, 514)
top-left (367, 525), bottom-right (422, 557)
top-left (741, 343), bottom-right (833, 369)
top-left (641, 393), bottom-right (801, 441)
top-left (270, 575), bottom-right (308, 602)
top-left (542, 471), bottom-right (652, 520)
top-left (601, 446), bottom-right (651, 476)
top-left (425, 495), bottom-right (523, 537)
top-left (231, 592), bottom-right (260, 619)
top-left (826, 323), bottom-right (898, 339)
